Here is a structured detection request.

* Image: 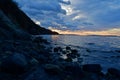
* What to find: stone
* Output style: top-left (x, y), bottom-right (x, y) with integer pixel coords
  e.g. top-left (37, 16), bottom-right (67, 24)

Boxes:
top-left (86, 49), bottom-right (92, 53)
top-left (57, 47), bottom-right (62, 52)
top-left (82, 64), bottom-right (102, 73)
top-left (53, 47), bottom-right (59, 52)
top-left (87, 43), bottom-right (95, 45)
top-left (64, 63), bottom-right (85, 78)
top-left (62, 51), bottom-right (67, 54)
top-left (2, 44), bottom-right (14, 52)
top-left (107, 68), bottom-right (120, 78)
top-left (71, 49), bottom-right (78, 54)
top-left (65, 57), bottom-right (73, 62)
top-left (66, 46), bottom-right (71, 50)
top-left (0, 53), bottom-right (28, 74)
top-left (29, 58), bottom-right (39, 65)
top-left (36, 55), bottom-right (48, 64)
top-left (67, 53), bottom-right (77, 59)
top-left (115, 50), bottom-right (120, 53)
top-left (53, 47), bottom-right (62, 53)
top-left (44, 64), bottom-right (62, 75)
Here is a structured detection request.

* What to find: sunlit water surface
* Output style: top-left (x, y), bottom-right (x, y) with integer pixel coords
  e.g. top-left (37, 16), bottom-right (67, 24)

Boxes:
top-left (41, 35), bottom-right (120, 72)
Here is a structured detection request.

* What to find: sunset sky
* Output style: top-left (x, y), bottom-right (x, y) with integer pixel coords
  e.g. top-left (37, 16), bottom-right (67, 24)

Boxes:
top-left (14, 0), bottom-right (120, 36)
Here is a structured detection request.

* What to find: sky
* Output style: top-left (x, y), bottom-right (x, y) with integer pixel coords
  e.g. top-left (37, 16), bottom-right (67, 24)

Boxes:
top-left (14, 0), bottom-right (120, 36)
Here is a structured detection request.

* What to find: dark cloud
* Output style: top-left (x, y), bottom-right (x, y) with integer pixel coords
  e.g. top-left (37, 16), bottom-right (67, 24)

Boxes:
top-left (14, 0), bottom-right (120, 31)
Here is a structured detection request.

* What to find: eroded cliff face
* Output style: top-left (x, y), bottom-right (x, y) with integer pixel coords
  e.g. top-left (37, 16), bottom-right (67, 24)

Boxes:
top-left (0, 0), bottom-right (58, 40)
top-left (0, 9), bottom-right (31, 40)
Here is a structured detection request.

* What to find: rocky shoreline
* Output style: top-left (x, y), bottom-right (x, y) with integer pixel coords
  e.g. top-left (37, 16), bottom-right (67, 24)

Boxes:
top-left (0, 36), bottom-right (120, 80)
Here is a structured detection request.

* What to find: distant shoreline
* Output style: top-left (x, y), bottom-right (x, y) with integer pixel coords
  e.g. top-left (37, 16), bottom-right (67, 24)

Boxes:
top-left (41, 34), bottom-right (120, 37)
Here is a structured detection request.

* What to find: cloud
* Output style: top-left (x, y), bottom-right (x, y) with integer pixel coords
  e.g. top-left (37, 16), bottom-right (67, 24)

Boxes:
top-left (14, 0), bottom-right (69, 28)
top-left (14, 0), bottom-right (120, 33)
top-left (49, 27), bottom-right (120, 36)
top-left (68, 0), bottom-right (120, 30)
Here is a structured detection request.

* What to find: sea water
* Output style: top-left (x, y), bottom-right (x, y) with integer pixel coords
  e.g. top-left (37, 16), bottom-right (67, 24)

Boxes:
top-left (41, 35), bottom-right (120, 72)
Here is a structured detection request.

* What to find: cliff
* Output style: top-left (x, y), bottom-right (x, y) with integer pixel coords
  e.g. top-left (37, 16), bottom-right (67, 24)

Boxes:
top-left (0, 0), bottom-right (58, 40)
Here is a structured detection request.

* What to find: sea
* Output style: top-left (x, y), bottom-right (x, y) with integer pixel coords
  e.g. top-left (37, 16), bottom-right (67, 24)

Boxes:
top-left (41, 35), bottom-right (120, 72)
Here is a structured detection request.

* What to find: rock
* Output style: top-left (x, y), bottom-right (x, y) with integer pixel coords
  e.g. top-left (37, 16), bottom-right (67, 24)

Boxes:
top-left (66, 46), bottom-right (71, 50)
top-left (44, 64), bottom-right (62, 75)
top-left (115, 50), bottom-right (120, 53)
top-left (53, 47), bottom-right (59, 52)
top-left (65, 57), bottom-right (73, 62)
top-left (86, 49), bottom-right (92, 53)
top-left (57, 47), bottom-right (62, 52)
top-left (107, 68), bottom-right (120, 78)
top-left (2, 44), bottom-right (14, 52)
top-left (71, 49), bottom-right (78, 54)
top-left (53, 47), bottom-right (62, 53)
top-left (64, 63), bottom-right (85, 79)
top-left (71, 49), bottom-right (80, 57)
top-left (0, 53), bottom-right (28, 74)
top-left (62, 51), bottom-right (66, 54)
top-left (67, 53), bottom-right (77, 59)
top-left (82, 64), bottom-right (102, 73)
top-left (24, 67), bottom-right (60, 80)
top-left (87, 43), bottom-right (95, 45)
top-left (36, 55), bottom-right (48, 64)
top-left (13, 29), bottom-right (31, 40)
top-left (29, 58), bottom-right (39, 65)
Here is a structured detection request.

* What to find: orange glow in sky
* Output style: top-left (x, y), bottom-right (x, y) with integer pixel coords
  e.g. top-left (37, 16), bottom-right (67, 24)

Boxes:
top-left (49, 27), bottom-right (120, 36)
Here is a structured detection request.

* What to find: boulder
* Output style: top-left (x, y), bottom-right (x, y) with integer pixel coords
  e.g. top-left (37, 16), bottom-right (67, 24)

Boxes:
top-left (53, 47), bottom-right (62, 53)
top-left (36, 55), bottom-right (48, 64)
top-left (107, 68), bottom-right (120, 78)
top-left (71, 49), bottom-right (78, 54)
top-left (66, 46), bottom-right (71, 50)
top-left (82, 64), bottom-right (102, 73)
top-left (53, 47), bottom-right (59, 52)
top-left (64, 63), bottom-right (85, 79)
top-left (0, 53), bottom-right (28, 74)
top-left (65, 57), bottom-right (73, 62)
top-left (67, 53), bottom-right (77, 59)
top-left (62, 51), bottom-right (67, 54)
top-left (43, 64), bottom-right (62, 75)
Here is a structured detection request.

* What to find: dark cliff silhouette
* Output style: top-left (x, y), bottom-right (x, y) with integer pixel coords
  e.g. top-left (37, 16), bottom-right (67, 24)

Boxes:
top-left (0, 0), bottom-right (58, 40)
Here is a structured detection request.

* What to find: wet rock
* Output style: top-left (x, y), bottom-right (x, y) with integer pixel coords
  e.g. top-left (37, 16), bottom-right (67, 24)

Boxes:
top-left (13, 30), bottom-right (31, 41)
top-left (67, 53), bottom-right (77, 59)
top-left (66, 46), bottom-right (71, 50)
top-left (64, 63), bottom-right (85, 79)
top-left (71, 49), bottom-right (78, 54)
top-left (62, 51), bottom-right (66, 54)
top-left (57, 47), bottom-right (62, 52)
top-left (43, 64), bottom-right (62, 75)
top-left (36, 55), bottom-right (48, 64)
top-left (106, 68), bottom-right (120, 78)
top-left (0, 53), bottom-right (28, 74)
top-left (86, 49), bottom-right (92, 53)
top-left (29, 58), bottom-right (39, 65)
top-left (65, 57), bottom-right (73, 62)
top-left (53, 47), bottom-right (62, 53)
top-left (82, 64), bottom-right (102, 73)
top-left (87, 43), bottom-right (95, 45)
top-left (24, 67), bottom-right (60, 80)
top-left (115, 50), bottom-right (120, 53)
top-left (54, 47), bottom-right (59, 52)
top-left (2, 44), bottom-right (14, 52)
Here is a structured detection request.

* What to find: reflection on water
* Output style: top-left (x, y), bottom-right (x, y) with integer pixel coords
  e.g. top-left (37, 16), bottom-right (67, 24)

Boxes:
top-left (51, 35), bottom-right (59, 41)
top-left (42, 35), bottom-right (120, 72)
